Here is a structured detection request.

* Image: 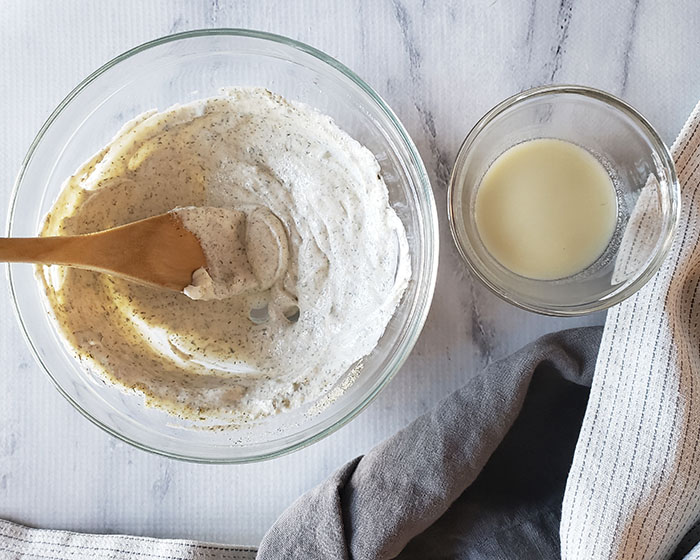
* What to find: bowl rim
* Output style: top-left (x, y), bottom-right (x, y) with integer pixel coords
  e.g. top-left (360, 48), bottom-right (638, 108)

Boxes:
top-left (6, 28), bottom-right (439, 463)
top-left (447, 84), bottom-right (680, 317)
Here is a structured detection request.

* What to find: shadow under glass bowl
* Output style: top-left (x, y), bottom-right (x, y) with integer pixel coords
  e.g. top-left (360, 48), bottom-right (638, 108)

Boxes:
top-left (448, 85), bottom-right (679, 316)
top-left (6, 29), bottom-right (439, 463)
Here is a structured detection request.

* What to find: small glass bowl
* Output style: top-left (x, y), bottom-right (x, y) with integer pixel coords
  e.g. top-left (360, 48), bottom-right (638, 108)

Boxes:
top-left (448, 85), bottom-right (679, 316)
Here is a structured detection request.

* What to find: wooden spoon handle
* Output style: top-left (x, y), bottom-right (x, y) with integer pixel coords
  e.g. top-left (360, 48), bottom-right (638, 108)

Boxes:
top-left (0, 213), bottom-right (206, 291)
top-left (0, 233), bottom-right (147, 273)
top-left (0, 236), bottom-right (98, 266)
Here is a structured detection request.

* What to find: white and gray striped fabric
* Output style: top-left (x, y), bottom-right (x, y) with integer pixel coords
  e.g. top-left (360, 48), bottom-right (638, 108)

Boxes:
top-left (561, 101), bottom-right (700, 559)
top-left (0, 518), bottom-right (257, 560)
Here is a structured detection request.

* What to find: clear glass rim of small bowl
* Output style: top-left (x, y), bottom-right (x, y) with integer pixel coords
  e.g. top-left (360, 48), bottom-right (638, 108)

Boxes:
top-left (447, 84), bottom-right (680, 317)
top-left (6, 28), bottom-right (439, 463)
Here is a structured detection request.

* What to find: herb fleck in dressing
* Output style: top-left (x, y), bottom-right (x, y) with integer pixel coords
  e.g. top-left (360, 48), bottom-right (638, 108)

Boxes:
top-left (39, 88), bottom-right (411, 422)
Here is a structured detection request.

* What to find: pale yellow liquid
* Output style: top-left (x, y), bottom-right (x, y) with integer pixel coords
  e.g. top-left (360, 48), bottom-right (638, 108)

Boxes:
top-left (474, 138), bottom-right (617, 280)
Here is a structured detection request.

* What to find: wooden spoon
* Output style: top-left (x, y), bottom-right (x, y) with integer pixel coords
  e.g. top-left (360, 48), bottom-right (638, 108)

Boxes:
top-left (0, 212), bottom-right (206, 292)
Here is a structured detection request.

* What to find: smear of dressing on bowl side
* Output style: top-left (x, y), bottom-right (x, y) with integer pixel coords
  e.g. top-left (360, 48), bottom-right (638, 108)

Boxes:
top-left (38, 87), bottom-right (411, 423)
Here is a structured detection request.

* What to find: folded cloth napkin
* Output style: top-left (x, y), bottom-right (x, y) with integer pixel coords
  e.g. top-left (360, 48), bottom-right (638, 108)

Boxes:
top-left (257, 327), bottom-right (603, 560)
top-left (561, 100), bottom-right (700, 560)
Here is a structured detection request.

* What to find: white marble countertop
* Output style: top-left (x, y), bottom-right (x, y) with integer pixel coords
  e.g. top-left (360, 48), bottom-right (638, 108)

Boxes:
top-left (1, 0), bottom-right (699, 547)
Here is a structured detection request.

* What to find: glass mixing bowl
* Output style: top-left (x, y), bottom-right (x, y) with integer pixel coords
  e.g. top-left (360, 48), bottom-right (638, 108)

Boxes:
top-left (7, 29), bottom-right (438, 462)
top-left (448, 85), bottom-right (679, 316)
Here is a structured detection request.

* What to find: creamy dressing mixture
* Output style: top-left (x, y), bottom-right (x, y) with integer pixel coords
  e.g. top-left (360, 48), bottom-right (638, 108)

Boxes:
top-left (174, 206), bottom-right (289, 301)
top-left (39, 88), bottom-right (411, 422)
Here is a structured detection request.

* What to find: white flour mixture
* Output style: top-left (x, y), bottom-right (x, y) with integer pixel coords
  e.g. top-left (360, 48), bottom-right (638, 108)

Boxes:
top-left (39, 88), bottom-right (411, 422)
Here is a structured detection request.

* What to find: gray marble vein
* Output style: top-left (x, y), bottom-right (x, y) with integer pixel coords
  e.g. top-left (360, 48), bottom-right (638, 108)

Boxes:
top-left (392, 0), bottom-right (452, 189)
top-left (545, 0), bottom-right (574, 82)
top-left (524, 0), bottom-right (538, 66)
top-left (469, 280), bottom-right (496, 366)
top-left (620, 0), bottom-right (642, 95)
top-left (1, 0), bottom-right (699, 547)
top-left (152, 465), bottom-right (174, 503)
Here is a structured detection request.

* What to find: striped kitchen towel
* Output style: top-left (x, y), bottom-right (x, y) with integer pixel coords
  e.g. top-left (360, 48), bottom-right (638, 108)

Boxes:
top-left (561, 100), bottom-right (700, 559)
top-left (0, 519), bottom-right (257, 560)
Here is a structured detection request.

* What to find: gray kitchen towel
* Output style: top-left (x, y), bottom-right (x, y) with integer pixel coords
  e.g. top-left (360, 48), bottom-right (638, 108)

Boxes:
top-left (257, 326), bottom-right (603, 559)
